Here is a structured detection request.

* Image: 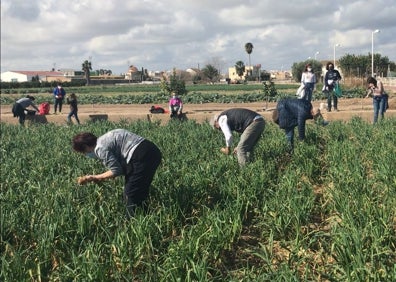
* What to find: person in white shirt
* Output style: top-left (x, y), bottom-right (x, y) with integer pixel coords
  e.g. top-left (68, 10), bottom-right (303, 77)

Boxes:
top-left (300, 63), bottom-right (316, 102)
top-left (210, 108), bottom-right (265, 166)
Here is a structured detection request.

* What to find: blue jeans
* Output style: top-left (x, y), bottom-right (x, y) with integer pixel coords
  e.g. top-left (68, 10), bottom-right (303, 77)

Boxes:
top-left (302, 83), bottom-right (314, 102)
top-left (285, 126), bottom-right (294, 147)
top-left (373, 96), bottom-right (386, 123)
top-left (67, 110), bottom-right (80, 124)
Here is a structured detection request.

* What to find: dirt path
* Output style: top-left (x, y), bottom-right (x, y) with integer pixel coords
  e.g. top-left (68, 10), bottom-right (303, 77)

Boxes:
top-left (1, 97), bottom-right (395, 125)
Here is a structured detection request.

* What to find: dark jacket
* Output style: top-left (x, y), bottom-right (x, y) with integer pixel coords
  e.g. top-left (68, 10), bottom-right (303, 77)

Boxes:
top-left (276, 99), bottom-right (313, 140)
top-left (218, 108), bottom-right (260, 133)
top-left (67, 97), bottom-right (78, 111)
top-left (12, 103), bottom-right (24, 118)
top-left (324, 69), bottom-right (342, 90)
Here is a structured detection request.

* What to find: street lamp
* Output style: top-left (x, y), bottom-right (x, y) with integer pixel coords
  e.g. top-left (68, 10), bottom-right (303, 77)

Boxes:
top-left (333, 44), bottom-right (340, 66)
top-left (314, 51), bottom-right (320, 60)
top-left (371, 29), bottom-right (380, 77)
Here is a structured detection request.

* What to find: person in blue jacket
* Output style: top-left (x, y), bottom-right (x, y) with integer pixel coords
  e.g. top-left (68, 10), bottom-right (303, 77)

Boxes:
top-left (272, 98), bottom-right (322, 151)
top-left (53, 83), bottom-right (66, 114)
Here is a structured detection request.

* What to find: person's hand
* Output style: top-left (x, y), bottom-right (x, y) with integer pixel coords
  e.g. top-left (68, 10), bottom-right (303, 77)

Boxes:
top-left (77, 175), bottom-right (98, 185)
top-left (220, 147), bottom-right (230, 155)
top-left (77, 176), bottom-right (89, 185)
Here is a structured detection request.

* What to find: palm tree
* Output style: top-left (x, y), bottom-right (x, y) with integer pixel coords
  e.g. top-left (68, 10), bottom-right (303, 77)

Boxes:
top-left (201, 64), bottom-right (219, 84)
top-left (235, 61), bottom-right (245, 80)
top-left (245, 42), bottom-right (254, 76)
top-left (82, 60), bottom-right (92, 86)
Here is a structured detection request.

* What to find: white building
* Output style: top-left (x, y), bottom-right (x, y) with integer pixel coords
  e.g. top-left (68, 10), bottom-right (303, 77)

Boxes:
top-left (0, 71), bottom-right (65, 82)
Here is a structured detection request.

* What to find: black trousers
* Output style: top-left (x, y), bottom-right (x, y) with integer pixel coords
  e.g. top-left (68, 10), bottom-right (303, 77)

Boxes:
top-left (124, 140), bottom-right (162, 217)
top-left (12, 103), bottom-right (26, 125)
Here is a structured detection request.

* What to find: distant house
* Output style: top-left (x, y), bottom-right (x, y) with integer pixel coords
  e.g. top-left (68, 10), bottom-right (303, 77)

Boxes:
top-left (0, 70), bottom-right (67, 82)
top-left (228, 65), bottom-right (261, 82)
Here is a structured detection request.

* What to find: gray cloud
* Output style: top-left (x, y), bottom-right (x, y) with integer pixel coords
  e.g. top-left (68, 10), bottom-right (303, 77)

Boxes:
top-left (1, 0), bottom-right (395, 74)
top-left (6, 0), bottom-right (40, 21)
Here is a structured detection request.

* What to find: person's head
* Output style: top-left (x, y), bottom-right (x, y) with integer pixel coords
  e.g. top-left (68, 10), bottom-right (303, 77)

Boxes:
top-left (312, 107), bottom-right (321, 120)
top-left (210, 114), bottom-right (220, 129)
top-left (70, 93), bottom-right (77, 99)
top-left (72, 132), bottom-right (97, 153)
top-left (326, 62), bottom-right (334, 71)
top-left (367, 77), bottom-right (377, 88)
top-left (305, 64), bottom-right (313, 72)
top-left (171, 91), bottom-right (177, 98)
top-left (57, 83), bottom-right (62, 89)
top-left (26, 95), bottom-right (35, 101)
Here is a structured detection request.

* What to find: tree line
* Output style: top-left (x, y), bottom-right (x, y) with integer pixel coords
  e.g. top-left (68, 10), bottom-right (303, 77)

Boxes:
top-left (291, 53), bottom-right (395, 83)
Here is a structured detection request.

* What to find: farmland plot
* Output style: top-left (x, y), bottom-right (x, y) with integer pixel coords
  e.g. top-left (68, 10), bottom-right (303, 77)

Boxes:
top-left (1, 117), bottom-right (395, 281)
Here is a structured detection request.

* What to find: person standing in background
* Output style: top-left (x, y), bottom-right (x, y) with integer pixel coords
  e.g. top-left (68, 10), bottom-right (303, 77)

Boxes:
top-left (53, 83), bottom-right (66, 114)
top-left (365, 76), bottom-right (388, 123)
top-left (67, 93), bottom-right (80, 125)
top-left (301, 64), bottom-right (316, 102)
top-left (323, 62), bottom-right (342, 112)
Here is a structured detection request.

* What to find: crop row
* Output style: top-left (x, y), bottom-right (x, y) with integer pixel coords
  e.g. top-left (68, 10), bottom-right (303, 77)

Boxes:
top-left (0, 86), bottom-right (365, 105)
top-left (1, 117), bottom-right (395, 281)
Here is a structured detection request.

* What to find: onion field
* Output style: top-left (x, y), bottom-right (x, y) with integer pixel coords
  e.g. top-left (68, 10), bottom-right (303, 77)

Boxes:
top-left (1, 117), bottom-right (395, 281)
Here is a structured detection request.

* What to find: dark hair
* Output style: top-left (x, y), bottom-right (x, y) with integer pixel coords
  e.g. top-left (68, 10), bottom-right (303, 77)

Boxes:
top-left (326, 62), bottom-right (334, 70)
top-left (70, 93), bottom-right (77, 99)
top-left (26, 95), bottom-right (35, 100)
top-left (304, 64), bottom-right (312, 71)
top-left (367, 77), bottom-right (377, 87)
top-left (72, 132), bottom-right (97, 153)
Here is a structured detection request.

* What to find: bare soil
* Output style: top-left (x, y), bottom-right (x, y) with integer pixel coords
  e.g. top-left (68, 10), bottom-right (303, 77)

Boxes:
top-left (1, 97), bottom-right (395, 125)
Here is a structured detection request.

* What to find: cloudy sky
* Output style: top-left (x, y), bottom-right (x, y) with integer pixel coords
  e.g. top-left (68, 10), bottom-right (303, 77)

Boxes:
top-left (1, 0), bottom-right (395, 75)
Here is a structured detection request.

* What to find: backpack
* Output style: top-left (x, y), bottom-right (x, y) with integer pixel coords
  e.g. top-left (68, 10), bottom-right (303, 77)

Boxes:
top-left (39, 102), bottom-right (50, 115)
top-left (150, 105), bottom-right (165, 114)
